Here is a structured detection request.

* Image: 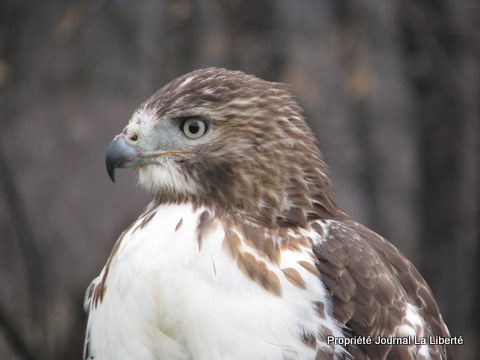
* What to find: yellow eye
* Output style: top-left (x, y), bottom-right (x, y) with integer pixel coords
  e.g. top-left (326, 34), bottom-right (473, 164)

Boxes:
top-left (182, 118), bottom-right (207, 139)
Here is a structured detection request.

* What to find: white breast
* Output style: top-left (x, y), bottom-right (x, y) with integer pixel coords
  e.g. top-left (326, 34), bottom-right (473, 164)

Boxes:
top-left (85, 203), bottom-right (343, 360)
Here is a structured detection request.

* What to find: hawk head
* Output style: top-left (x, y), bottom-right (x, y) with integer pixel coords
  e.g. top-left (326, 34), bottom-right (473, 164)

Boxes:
top-left (106, 68), bottom-right (337, 226)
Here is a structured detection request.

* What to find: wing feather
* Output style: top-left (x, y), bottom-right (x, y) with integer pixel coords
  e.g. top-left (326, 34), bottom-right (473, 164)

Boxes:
top-left (312, 219), bottom-right (452, 359)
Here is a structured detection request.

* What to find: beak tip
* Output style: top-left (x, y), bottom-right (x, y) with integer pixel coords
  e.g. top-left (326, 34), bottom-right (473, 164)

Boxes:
top-left (105, 135), bottom-right (141, 183)
top-left (108, 170), bottom-right (116, 183)
top-left (106, 159), bottom-right (116, 183)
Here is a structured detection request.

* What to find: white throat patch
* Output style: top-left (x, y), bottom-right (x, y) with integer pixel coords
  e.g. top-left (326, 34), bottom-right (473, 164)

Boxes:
top-left (138, 161), bottom-right (197, 196)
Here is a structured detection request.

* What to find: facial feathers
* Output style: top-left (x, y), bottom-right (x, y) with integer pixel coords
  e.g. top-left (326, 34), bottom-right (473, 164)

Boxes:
top-left (133, 67), bottom-right (337, 227)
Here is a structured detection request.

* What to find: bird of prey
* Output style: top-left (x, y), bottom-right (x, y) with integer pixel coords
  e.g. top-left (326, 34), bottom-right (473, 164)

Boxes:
top-left (84, 68), bottom-right (452, 360)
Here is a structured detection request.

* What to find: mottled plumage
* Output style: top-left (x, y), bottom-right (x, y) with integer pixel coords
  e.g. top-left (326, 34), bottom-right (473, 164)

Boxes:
top-left (85, 68), bottom-right (452, 359)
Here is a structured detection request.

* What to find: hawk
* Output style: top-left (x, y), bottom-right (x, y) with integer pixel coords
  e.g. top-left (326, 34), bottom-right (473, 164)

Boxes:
top-left (84, 68), bottom-right (452, 360)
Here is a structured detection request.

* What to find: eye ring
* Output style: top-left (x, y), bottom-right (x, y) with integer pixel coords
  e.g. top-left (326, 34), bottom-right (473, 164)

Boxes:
top-left (182, 118), bottom-right (207, 139)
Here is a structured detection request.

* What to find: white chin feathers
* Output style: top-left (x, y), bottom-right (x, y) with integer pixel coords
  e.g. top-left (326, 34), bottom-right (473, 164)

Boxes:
top-left (137, 161), bottom-right (197, 196)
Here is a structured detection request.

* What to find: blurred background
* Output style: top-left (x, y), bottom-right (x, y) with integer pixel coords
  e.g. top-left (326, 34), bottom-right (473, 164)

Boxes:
top-left (0, 0), bottom-right (478, 359)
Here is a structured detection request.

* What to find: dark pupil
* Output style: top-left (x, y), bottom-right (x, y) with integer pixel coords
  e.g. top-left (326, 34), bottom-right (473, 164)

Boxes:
top-left (188, 121), bottom-right (200, 134)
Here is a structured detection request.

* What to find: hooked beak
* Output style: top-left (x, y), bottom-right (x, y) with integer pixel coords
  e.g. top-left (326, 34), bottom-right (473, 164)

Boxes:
top-left (105, 133), bottom-right (191, 183)
top-left (105, 135), bottom-right (142, 182)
